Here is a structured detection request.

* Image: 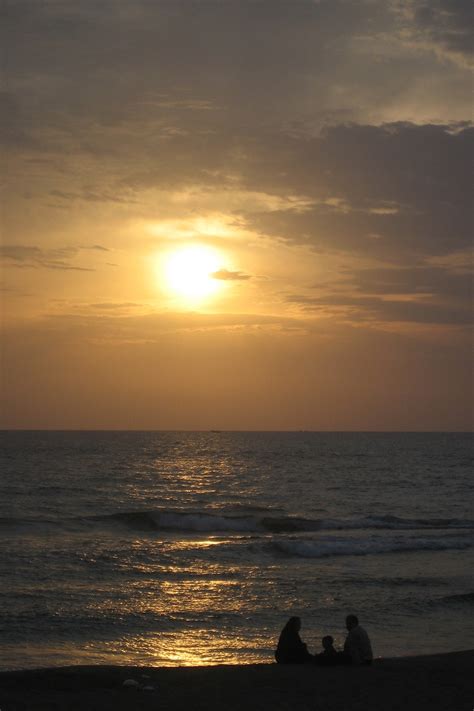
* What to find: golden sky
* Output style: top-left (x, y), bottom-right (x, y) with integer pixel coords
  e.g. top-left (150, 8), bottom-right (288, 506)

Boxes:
top-left (1, 0), bottom-right (472, 430)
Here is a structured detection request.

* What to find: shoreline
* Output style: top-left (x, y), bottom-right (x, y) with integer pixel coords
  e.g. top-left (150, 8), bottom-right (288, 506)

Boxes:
top-left (1, 650), bottom-right (472, 710)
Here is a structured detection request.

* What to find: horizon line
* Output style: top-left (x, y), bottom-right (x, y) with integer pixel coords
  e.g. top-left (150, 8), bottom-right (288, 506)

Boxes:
top-left (1, 428), bottom-right (472, 434)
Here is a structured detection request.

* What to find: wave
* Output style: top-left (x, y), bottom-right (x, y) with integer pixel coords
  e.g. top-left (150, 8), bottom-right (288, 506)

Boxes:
top-left (0, 516), bottom-right (60, 529)
top-left (272, 535), bottom-right (473, 559)
top-left (357, 514), bottom-right (474, 530)
top-left (437, 592), bottom-right (474, 606)
top-left (91, 510), bottom-right (474, 534)
top-left (3, 509), bottom-right (474, 536)
top-left (105, 511), bottom-right (260, 532)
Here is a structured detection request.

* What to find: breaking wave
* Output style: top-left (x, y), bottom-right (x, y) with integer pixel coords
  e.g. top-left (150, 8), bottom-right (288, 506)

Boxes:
top-left (90, 510), bottom-right (474, 534)
top-left (3, 510), bottom-right (474, 539)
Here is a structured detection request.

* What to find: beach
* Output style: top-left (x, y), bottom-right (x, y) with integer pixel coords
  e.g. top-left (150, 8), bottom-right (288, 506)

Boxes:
top-left (1, 650), bottom-right (472, 711)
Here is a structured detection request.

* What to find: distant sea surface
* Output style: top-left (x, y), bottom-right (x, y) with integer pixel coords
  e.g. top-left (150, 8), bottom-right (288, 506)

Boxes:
top-left (0, 431), bottom-right (472, 670)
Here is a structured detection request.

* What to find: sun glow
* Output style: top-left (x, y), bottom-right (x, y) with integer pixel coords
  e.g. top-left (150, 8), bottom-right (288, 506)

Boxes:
top-left (162, 245), bottom-right (224, 302)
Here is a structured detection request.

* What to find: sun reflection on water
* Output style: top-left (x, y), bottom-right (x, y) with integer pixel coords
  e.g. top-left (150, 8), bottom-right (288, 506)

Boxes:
top-left (110, 628), bottom-right (271, 667)
top-left (73, 547), bottom-right (277, 667)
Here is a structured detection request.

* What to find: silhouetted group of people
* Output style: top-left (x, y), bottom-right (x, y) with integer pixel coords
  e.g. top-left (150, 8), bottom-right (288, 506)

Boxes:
top-left (275, 614), bottom-right (373, 666)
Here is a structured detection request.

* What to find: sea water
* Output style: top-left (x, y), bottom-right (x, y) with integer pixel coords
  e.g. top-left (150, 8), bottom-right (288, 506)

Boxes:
top-left (0, 431), bottom-right (472, 670)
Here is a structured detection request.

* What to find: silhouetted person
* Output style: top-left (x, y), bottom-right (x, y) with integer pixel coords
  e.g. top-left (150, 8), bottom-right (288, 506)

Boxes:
top-left (314, 634), bottom-right (351, 666)
top-left (321, 635), bottom-right (337, 656)
top-left (315, 634), bottom-right (339, 666)
top-left (343, 614), bottom-right (373, 665)
top-left (275, 616), bottom-right (313, 664)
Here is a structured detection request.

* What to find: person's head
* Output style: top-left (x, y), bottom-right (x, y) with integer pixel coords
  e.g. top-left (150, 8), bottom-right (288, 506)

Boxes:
top-left (285, 616), bottom-right (301, 633)
top-left (345, 614), bottom-right (358, 631)
top-left (322, 635), bottom-right (334, 650)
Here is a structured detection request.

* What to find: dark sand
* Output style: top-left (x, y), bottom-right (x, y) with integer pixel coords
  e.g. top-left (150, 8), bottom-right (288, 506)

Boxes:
top-left (0, 650), bottom-right (472, 711)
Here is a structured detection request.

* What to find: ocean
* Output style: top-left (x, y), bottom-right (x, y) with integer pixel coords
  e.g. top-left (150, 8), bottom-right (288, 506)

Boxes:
top-left (0, 431), bottom-right (472, 670)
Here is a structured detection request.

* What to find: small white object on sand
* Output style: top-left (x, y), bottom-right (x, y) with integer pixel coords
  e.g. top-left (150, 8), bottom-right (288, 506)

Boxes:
top-left (122, 679), bottom-right (140, 688)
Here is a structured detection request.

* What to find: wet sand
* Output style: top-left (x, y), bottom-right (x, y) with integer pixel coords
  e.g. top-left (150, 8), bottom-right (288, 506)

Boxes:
top-left (0, 650), bottom-right (472, 710)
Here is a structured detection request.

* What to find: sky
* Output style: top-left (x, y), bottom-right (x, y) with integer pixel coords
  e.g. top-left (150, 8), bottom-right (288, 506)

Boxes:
top-left (1, 0), bottom-right (472, 430)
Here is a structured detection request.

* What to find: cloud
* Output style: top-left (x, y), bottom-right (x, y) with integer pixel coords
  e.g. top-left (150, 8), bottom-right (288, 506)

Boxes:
top-left (49, 189), bottom-right (138, 204)
top-left (287, 292), bottom-right (472, 325)
top-left (87, 302), bottom-right (144, 311)
top-left (0, 245), bottom-right (95, 271)
top-left (144, 98), bottom-right (220, 111)
top-left (239, 122), bottom-right (472, 260)
top-left (351, 265), bottom-right (472, 298)
top-left (393, 0), bottom-right (473, 66)
top-left (2, 0), bottom-right (471, 159)
top-left (0, 90), bottom-right (39, 149)
top-left (1, 245), bottom-right (44, 261)
top-left (15, 309), bottom-right (306, 343)
top-left (30, 121), bottom-right (466, 267)
top-left (287, 264), bottom-right (472, 326)
top-left (211, 269), bottom-right (251, 281)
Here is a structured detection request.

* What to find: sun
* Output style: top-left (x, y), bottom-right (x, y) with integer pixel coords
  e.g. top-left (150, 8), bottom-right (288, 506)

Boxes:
top-left (161, 245), bottom-right (224, 303)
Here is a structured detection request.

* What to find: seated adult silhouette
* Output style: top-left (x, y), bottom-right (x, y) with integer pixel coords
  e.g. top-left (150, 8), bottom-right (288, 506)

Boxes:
top-left (343, 614), bottom-right (373, 665)
top-left (275, 616), bottom-right (313, 664)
